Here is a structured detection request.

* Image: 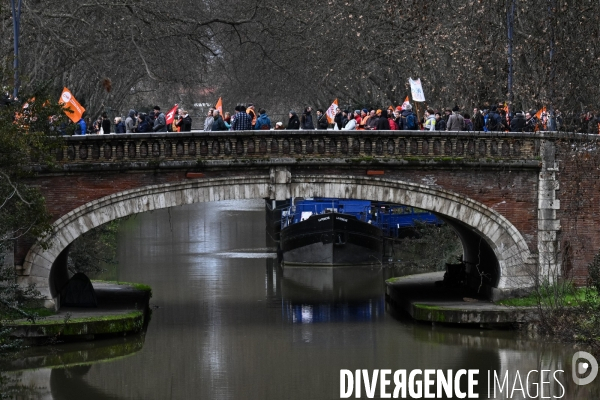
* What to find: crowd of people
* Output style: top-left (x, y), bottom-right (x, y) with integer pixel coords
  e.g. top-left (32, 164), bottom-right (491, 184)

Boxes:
top-left (7, 94), bottom-right (596, 135)
top-left (70, 106), bottom-right (194, 135)
top-left (197, 102), bottom-right (600, 134)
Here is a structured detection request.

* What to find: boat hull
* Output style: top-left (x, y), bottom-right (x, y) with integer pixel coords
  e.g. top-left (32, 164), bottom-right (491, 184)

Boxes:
top-left (280, 213), bottom-right (383, 266)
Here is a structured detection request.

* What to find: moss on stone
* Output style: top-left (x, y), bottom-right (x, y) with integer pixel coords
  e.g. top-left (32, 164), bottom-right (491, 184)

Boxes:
top-left (8, 311), bottom-right (145, 337)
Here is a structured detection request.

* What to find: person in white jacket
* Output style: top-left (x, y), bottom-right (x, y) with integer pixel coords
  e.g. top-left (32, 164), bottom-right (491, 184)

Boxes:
top-left (343, 113), bottom-right (357, 130)
top-left (424, 109), bottom-right (436, 131)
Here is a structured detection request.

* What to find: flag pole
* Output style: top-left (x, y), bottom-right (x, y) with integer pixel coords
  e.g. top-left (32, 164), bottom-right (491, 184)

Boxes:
top-left (414, 101), bottom-right (422, 130)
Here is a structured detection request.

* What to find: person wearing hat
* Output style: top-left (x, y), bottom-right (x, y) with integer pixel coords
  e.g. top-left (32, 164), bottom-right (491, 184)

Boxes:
top-left (358, 109), bottom-right (370, 129)
top-left (353, 110), bottom-right (362, 126)
top-left (446, 105), bottom-right (465, 131)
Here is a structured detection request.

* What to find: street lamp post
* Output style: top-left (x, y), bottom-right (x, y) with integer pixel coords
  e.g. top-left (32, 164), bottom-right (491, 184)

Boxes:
top-left (11, 0), bottom-right (23, 100)
top-left (507, 0), bottom-right (516, 115)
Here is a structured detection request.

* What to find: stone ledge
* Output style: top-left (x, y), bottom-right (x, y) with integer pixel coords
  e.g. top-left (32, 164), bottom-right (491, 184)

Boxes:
top-left (386, 272), bottom-right (537, 327)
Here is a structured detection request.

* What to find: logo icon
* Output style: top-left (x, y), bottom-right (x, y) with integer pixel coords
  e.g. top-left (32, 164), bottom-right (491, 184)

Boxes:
top-left (572, 351), bottom-right (598, 385)
top-left (61, 92), bottom-right (72, 103)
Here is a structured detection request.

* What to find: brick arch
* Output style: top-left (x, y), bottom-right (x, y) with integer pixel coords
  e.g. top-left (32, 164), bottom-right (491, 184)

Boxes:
top-left (22, 175), bottom-right (534, 308)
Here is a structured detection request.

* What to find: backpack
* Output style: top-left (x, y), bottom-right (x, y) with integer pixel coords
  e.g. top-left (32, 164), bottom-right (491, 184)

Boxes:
top-left (403, 112), bottom-right (417, 130)
top-left (464, 120), bottom-right (473, 131)
top-left (486, 113), bottom-right (502, 131)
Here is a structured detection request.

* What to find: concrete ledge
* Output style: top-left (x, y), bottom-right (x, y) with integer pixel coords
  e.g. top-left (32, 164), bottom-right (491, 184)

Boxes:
top-left (4, 282), bottom-right (151, 345)
top-left (386, 272), bottom-right (537, 328)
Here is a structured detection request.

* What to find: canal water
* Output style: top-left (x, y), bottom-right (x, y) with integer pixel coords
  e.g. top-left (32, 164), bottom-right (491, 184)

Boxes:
top-left (3, 199), bottom-right (600, 399)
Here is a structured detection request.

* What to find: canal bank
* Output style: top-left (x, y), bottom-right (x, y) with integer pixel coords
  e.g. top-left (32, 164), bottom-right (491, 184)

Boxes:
top-left (5, 281), bottom-right (151, 344)
top-left (386, 272), bottom-right (537, 327)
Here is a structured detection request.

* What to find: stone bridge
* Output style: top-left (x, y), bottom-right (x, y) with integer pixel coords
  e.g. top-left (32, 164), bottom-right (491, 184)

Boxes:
top-left (13, 130), bottom-right (597, 308)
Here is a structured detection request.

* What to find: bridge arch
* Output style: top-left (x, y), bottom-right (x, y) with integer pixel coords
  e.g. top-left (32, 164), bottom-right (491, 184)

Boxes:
top-left (22, 174), bottom-right (535, 308)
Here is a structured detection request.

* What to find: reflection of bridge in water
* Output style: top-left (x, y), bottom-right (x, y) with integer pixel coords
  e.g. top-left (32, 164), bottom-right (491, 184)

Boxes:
top-left (12, 131), bottom-right (599, 308)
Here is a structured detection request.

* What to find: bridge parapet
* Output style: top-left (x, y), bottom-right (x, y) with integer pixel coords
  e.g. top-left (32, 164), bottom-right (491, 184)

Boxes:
top-left (47, 131), bottom-right (549, 168)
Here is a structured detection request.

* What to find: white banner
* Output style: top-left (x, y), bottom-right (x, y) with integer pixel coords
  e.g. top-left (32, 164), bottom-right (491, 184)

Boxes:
top-left (409, 78), bottom-right (426, 102)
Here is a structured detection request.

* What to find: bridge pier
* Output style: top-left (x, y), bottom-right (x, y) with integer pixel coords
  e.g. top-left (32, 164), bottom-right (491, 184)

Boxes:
top-left (538, 140), bottom-right (561, 284)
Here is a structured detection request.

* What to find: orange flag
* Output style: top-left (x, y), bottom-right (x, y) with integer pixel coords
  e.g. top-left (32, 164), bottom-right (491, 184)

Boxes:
top-left (215, 97), bottom-right (223, 115)
top-left (401, 96), bottom-right (410, 110)
top-left (535, 106), bottom-right (546, 120)
top-left (326, 99), bottom-right (338, 124)
top-left (59, 87), bottom-right (85, 123)
top-left (166, 104), bottom-right (179, 125)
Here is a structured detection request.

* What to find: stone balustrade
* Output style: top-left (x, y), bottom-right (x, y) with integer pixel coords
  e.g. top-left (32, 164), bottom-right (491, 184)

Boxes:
top-left (52, 130), bottom-right (547, 165)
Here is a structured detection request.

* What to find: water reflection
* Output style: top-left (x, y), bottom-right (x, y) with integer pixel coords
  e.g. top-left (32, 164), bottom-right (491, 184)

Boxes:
top-left (281, 266), bottom-right (385, 324)
top-left (2, 200), bottom-right (600, 399)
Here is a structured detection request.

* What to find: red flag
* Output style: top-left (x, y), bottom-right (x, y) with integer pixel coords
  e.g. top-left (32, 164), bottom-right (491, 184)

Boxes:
top-left (166, 104), bottom-right (179, 125)
top-left (215, 97), bottom-right (223, 115)
top-left (401, 96), bottom-right (410, 110)
top-left (326, 99), bottom-right (338, 124)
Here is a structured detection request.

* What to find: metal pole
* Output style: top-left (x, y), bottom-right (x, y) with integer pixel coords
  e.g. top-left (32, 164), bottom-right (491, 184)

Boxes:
top-left (11, 0), bottom-right (23, 100)
top-left (507, 0), bottom-right (515, 115)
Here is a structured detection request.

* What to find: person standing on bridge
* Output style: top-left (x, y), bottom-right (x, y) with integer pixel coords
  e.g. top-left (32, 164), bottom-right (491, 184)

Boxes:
top-left (101, 112), bottom-right (112, 134)
top-left (232, 106), bottom-right (252, 130)
top-left (176, 109), bottom-right (192, 132)
top-left (316, 109), bottom-right (329, 129)
top-left (301, 107), bottom-right (315, 130)
top-left (152, 106), bottom-right (167, 132)
top-left (472, 108), bottom-right (484, 131)
top-left (246, 104), bottom-right (257, 129)
top-left (286, 111), bottom-right (300, 129)
top-left (125, 109), bottom-right (137, 133)
top-left (211, 110), bottom-right (228, 131)
top-left (255, 109), bottom-right (272, 130)
top-left (446, 105), bottom-right (465, 131)
top-left (203, 108), bottom-right (214, 131)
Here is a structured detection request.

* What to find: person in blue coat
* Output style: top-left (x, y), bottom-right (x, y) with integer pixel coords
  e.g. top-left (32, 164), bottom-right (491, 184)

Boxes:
top-left (254, 109), bottom-right (272, 130)
top-left (75, 118), bottom-right (86, 135)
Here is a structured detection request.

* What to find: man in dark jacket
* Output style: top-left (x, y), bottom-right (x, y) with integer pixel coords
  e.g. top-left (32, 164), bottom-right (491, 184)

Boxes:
top-left (376, 110), bottom-right (390, 130)
top-left (211, 110), bottom-right (227, 131)
top-left (287, 111), bottom-right (300, 129)
top-left (152, 106), bottom-right (167, 132)
top-left (472, 108), bottom-right (485, 131)
top-left (176, 109), bottom-right (192, 131)
top-left (301, 107), bottom-right (315, 130)
top-left (316, 109), bottom-right (329, 129)
top-left (510, 112), bottom-right (526, 132)
top-left (334, 108), bottom-right (344, 130)
top-left (485, 105), bottom-right (503, 132)
top-left (434, 112), bottom-right (446, 131)
top-left (399, 104), bottom-right (417, 130)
